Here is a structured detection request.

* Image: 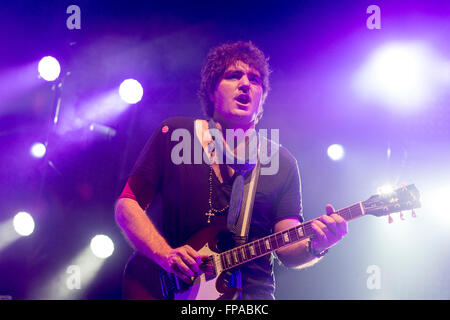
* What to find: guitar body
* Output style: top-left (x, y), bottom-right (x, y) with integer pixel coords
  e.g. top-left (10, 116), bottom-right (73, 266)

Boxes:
top-left (122, 222), bottom-right (241, 300)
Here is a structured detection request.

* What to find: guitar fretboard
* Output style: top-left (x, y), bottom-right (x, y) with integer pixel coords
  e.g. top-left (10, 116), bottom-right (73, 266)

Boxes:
top-left (219, 202), bottom-right (365, 271)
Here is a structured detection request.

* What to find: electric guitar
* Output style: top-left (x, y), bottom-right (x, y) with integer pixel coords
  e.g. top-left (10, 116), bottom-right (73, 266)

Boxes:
top-left (122, 184), bottom-right (421, 300)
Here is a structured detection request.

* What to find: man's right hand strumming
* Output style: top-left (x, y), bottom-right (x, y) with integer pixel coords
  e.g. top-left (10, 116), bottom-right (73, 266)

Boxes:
top-left (155, 245), bottom-right (207, 283)
top-left (115, 198), bottom-right (208, 283)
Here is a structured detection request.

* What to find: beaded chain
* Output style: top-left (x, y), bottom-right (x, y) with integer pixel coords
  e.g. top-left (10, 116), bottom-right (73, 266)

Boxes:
top-left (205, 165), bottom-right (229, 223)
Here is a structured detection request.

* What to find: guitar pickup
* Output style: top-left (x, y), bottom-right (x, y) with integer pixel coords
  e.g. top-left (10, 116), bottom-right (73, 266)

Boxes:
top-left (200, 255), bottom-right (216, 280)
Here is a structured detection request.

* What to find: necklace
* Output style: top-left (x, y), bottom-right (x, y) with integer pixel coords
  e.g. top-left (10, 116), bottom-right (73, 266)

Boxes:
top-left (205, 165), bottom-right (229, 223)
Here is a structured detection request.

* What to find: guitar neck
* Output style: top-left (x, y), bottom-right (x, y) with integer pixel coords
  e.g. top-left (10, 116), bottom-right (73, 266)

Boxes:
top-left (219, 202), bottom-right (365, 271)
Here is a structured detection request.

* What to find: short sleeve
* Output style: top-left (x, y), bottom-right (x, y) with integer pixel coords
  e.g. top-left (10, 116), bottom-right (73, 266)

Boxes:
top-left (273, 156), bottom-right (304, 224)
top-left (118, 120), bottom-right (170, 210)
top-left (130, 121), bottom-right (169, 187)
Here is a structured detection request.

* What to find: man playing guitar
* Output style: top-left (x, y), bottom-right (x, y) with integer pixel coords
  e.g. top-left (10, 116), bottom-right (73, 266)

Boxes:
top-left (115, 41), bottom-right (348, 300)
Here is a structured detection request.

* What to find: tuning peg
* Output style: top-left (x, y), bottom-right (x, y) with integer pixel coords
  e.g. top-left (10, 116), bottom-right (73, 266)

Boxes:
top-left (388, 215), bottom-right (394, 224)
top-left (400, 211), bottom-right (405, 220)
top-left (411, 209), bottom-right (416, 218)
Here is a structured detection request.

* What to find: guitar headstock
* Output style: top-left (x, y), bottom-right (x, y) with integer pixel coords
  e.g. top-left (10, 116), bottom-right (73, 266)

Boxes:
top-left (362, 184), bottom-right (421, 218)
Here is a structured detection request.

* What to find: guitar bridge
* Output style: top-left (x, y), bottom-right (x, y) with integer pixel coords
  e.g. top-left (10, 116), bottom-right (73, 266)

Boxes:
top-left (159, 254), bottom-right (219, 299)
top-left (159, 270), bottom-right (176, 300)
top-left (160, 270), bottom-right (195, 299)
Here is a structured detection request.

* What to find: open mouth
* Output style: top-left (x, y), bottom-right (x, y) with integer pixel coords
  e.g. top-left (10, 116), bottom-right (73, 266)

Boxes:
top-left (235, 94), bottom-right (250, 105)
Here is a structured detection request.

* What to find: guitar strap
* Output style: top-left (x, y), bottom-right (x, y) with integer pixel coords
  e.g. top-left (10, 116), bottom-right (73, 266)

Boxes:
top-left (206, 119), bottom-right (260, 245)
top-left (231, 157), bottom-right (260, 246)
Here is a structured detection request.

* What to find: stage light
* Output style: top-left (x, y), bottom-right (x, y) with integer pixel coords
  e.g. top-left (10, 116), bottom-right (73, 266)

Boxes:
top-left (424, 186), bottom-right (450, 224)
top-left (354, 42), bottom-right (438, 111)
top-left (57, 90), bottom-right (128, 137)
top-left (119, 79), bottom-right (143, 104)
top-left (90, 235), bottom-right (114, 259)
top-left (13, 211), bottom-right (35, 236)
top-left (30, 142), bottom-right (46, 158)
top-left (0, 218), bottom-right (21, 252)
top-left (441, 61), bottom-right (450, 86)
top-left (378, 184), bottom-right (395, 195)
top-left (38, 56), bottom-right (61, 81)
top-left (89, 123), bottom-right (116, 137)
top-left (368, 44), bottom-right (429, 108)
top-left (327, 144), bottom-right (345, 161)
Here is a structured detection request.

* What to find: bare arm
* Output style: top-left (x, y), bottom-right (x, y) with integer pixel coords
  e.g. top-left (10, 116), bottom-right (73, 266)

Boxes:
top-left (115, 197), bottom-right (205, 281)
top-left (275, 205), bottom-right (348, 269)
top-left (115, 197), bottom-right (171, 262)
top-left (274, 218), bottom-right (320, 269)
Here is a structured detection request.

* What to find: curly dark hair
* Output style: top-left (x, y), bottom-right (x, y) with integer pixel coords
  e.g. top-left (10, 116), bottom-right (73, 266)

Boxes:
top-left (198, 41), bottom-right (271, 120)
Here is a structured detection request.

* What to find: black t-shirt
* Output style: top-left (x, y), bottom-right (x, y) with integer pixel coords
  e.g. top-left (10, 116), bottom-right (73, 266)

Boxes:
top-left (127, 117), bottom-right (303, 300)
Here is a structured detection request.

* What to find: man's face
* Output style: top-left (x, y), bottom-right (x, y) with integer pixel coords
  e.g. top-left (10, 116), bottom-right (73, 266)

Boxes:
top-left (210, 61), bottom-right (264, 128)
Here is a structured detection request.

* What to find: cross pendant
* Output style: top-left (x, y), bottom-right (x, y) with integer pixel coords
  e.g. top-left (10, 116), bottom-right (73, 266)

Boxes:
top-left (205, 210), bottom-right (215, 223)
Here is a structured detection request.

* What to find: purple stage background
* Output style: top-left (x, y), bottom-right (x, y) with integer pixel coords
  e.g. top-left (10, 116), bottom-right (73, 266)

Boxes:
top-left (0, 0), bottom-right (449, 300)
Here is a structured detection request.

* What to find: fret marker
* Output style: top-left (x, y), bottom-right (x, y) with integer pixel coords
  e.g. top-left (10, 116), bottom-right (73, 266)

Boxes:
top-left (241, 248), bottom-right (246, 260)
top-left (226, 254), bottom-right (231, 266)
top-left (232, 250), bottom-right (238, 263)
top-left (283, 232), bottom-right (289, 243)
top-left (249, 245), bottom-right (255, 256)
top-left (265, 239), bottom-right (271, 250)
top-left (297, 227), bottom-right (304, 237)
top-left (359, 201), bottom-right (366, 216)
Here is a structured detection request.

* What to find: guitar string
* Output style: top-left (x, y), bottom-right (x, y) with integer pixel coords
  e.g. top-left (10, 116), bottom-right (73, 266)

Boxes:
top-left (218, 203), bottom-right (365, 270)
